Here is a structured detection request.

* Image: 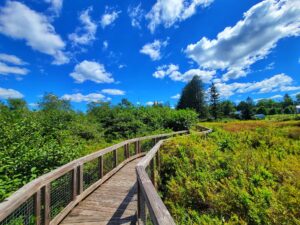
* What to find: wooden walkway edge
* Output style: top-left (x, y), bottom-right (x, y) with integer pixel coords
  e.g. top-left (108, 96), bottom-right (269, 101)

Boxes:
top-left (60, 158), bottom-right (141, 225)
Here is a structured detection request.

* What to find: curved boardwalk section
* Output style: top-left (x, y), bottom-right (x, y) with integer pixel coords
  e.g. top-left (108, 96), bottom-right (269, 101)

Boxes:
top-left (60, 159), bottom-right (140, 225)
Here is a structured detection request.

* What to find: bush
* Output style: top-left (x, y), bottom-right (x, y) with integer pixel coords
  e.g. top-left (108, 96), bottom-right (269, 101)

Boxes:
top-left (159, 121), bottom-right (300, 224)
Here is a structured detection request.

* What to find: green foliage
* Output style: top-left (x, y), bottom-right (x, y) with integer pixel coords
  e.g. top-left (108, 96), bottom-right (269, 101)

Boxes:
top-left (209, 82), bottom-right (220, 120)
top-left (177, 76), bottom-right (208, 118)
top-left (0, 94), bottom-right (198, 201)
top-left (159, 121), bottom-right (300, 224)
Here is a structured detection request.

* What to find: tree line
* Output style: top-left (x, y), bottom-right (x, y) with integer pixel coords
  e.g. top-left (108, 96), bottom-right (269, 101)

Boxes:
top-left (177, 76), bottom-right (300, 120)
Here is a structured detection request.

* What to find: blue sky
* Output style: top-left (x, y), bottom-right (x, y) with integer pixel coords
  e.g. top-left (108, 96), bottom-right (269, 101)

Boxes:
top-left (0, 0), bottom-right (300, 110)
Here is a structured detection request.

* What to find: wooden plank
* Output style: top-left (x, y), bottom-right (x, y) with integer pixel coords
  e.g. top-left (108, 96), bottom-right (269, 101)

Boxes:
top-left (72, 168), bottom-right (77, 200)
top-left (44, 184), bottom-right (51, 225)
top-left (34, 190), bottom-right (41, 225)
top-left (98, 156), bottom-right (103, 179)
top-left (78, 165), bottom-right (83, 194)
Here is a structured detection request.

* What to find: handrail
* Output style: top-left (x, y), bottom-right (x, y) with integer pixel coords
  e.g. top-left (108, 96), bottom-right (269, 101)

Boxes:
top-left (136, 126), bottom-right (212, 225)
top-left (0, 130), bottom-right (187, 225)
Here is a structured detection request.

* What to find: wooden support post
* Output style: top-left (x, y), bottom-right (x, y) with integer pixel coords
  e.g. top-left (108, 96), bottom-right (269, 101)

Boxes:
top-left (154, 137), bottom-right (158, 144)
top-left (44, 184), bottom-right (51, 225)
top-left (34, 190), bottom-right (41, 225)
top-left (113, 149), bottom-right (118, 167)
top-left (72, 168), bottom-right (77, 200)
top-left (98, 156), bottom-right (103, 179)
top-left (78, 165), bottom-right (83, 194)
top-left (137, 182), bottom-right (146, 225)
top-left (138, 141), bottom-right (141, 153)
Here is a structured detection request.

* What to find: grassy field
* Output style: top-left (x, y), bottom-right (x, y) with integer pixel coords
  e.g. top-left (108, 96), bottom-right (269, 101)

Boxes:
top-left (159, 120), bottom-right (300, 224)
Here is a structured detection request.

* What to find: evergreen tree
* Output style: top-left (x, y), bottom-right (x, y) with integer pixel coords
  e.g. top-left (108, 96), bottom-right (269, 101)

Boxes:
top-left (282, 94), bottom-right (293, 108)
top-left (209, 82), bottom-right (220, 119)
top-left (177, 76), bottom-right (207, 118)
top-left (296, 93), bottom-right (300, 105)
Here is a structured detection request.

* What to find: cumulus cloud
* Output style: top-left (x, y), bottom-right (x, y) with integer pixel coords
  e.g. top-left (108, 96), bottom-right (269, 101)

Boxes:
top-left (171, 94), bottom-right (180, 99)
top-left (62, 93), bottom-right (110, 103)
top-left (45, 0), bottom-right (63, 16)
top-left (214, 73), bottom-right (300, 98)
top-left (0, 53), bottom-right (27, 65)
top-left (0, 87), bottom-right (24, 99)
top-left (128, 3), bottom-right (144, 29)
top-left (140, 39), bottom-right (168, 61)
top-left (0, 1), bottom-right (68, 65)
top-left (69, 7), bottom-right (97, 45)
top-left (0, 53), bottom-right (29, 76)
top-left (146, 101), bottom-right (154, 106)
top-left (101, 9), bottom-right (120, 28)
top-left (153, 64), bottom-right (215, 83)
top-left (70, 60), bottom-right (114, 83)
top-left (146, 0), bottom-right (213, 32)
top-left (185, 0), bottom-right (300, 81)
top-left (101, 89), bottom-right (125, 95)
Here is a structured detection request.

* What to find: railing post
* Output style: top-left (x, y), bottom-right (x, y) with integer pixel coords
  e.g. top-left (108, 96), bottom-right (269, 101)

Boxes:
top-left (72, 168), bottom-right (77, 200)
top-left (78, 165), bottom-right (83, 194)
top-left (34, 189), bottom-right (41, 225)
top-left (44, 184), bottom-right (51, 225)
top-left (98, 156), bottom-right (103, 179)
top-left (137, 181), bottom-right (146, 225)
top-left (114, 149), bottom-right (118, 167)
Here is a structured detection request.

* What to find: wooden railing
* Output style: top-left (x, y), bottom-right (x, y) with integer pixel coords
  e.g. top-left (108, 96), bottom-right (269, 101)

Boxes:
top-left (0, 131), bottom-right (188, 225)
top-left (136, 127), bottom-right (212, 225)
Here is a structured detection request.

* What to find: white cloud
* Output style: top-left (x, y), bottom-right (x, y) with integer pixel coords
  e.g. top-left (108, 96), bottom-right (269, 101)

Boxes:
top-left (185, 0), bottom-right (300, 81)
top-left (214, 73), bottom-right (300, 98)
top-left (128, 3), bottom-right (144, 29)
top-left (70, 60), bottom-right (114, 83)
top-left (69, 7), bottom-right (97, 45)
top-left (146, 0), bottom-right (213, 33)
top-left (146, 101), bottom-right (154, 106)
top-left (0, 87), bottom-right (24, 99)
top-left (0, 1), bottom-right (68, 65)
top-left (103, 41), bottom-right (108, 50)
top-left (101, 9), bottom-right (120, 28)
top-left (0, 62), bottom-right (29, 76)
top-left (62, 93), bottom-right (110, 103)
top-left (140, 39), bottom-right (168, 61)
top-left (153, 64), bottom-right (215, 83)
top-left (45, 0), bottom-right (63, 16)
top-left (0, 53), bottom-right (29, 76)
top-left (0, 53), bottom-right (27, 65)
top-left (101, 89), bottom-right (125, 95)
top-left (171, 94), bottom-right (180, 99)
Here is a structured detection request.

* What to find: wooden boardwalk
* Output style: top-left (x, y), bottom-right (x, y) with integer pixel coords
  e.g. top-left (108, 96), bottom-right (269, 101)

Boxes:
top-left (60, 158), bottom-right (140, 225)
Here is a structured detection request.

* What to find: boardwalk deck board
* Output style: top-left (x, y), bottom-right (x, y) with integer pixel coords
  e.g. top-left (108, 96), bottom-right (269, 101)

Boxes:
top-left (60, 158), bottom-right (140, 225)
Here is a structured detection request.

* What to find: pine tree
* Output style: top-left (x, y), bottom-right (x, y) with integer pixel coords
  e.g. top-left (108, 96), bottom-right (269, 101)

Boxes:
top-left (209, 82), bottom-right (220, 119)
top-left (177, 76), bottom-right (207, 118)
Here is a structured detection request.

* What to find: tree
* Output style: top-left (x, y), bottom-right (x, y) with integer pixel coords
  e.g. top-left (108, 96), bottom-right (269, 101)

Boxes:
top-left (177, 76), bottom-right (207, 118)
top-left (238, 97), bottom-right (254, 120)
top-left (209, 83), bottom-right (220, 119)
top-left (282, 94), bottom-right (293, 108)
top-left (256, 106), bottom-right (267, 115)
top-left (296, 93), bottom-right (300, 105)
top-left (39, 93), bottom-right (71, 111)
top-left (220, 100), bottom-right (235, 117)
top-left (7, 99), bottom-right (27, 111)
